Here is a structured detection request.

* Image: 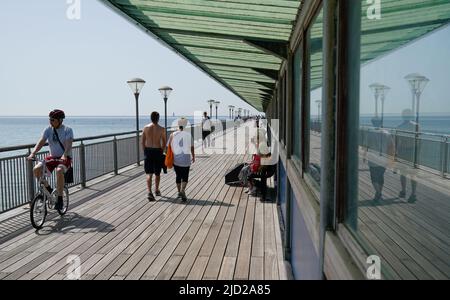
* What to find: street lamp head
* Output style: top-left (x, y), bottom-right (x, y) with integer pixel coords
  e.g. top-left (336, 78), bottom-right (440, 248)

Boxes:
top-left (158, 86), bottom-right (173, 99)
top-left (369, 83), bottom-right (390, 98)
top-left (405, 73), bottom-right (429, 94)
top-left (127, 78), bottom-right (146, 94)
top-left (214, 101), bottom-right (220, 107)
top-left (207, 99), bottom-right (216, 106)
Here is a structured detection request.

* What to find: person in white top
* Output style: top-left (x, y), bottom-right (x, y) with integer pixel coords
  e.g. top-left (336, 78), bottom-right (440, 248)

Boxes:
top-left (202, 112), bottom-right (212, 149)
top-left (169, 118), bottom-right (195, 201)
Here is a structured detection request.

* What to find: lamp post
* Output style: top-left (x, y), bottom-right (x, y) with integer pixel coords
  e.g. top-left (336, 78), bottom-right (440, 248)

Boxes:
top-left (315, 100), bottom-right (322, 122)
top-left (228, 105), bottom-right (233, 119)
top-left (230, 105), bottom-right (235, 119)
top-left (208, 100), bottom-right (215, 118)
top-left (369, 83), bottom-right (390, 128)
top-left (158, 86), bottom-right (173, 140)
top-left (214, 101), bottom-right (220, 120)
top-left (405, 73), bottom-right (429, 167)
top-left (127, 78), bottom-right (146, 166)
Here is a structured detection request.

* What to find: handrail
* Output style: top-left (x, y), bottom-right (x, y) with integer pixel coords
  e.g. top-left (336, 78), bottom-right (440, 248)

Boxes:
top-left (0, 120), bottom-right (235, 213)
top-left (0, 122), bottom-right (210, 153)
top-left (0, 130), bottom-right (140, 153)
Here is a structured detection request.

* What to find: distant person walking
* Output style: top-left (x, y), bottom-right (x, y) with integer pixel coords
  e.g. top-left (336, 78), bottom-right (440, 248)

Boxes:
top-left (395, 109), bottom-right (418, 203)
top-left (363, 117), bottom-right (394, 202)
top-left (142, 112), bottom-right (166, 201)
top-left (169, 118), bottom-right (195, 201)
top-left (202, 111), bottom-right (212, 149)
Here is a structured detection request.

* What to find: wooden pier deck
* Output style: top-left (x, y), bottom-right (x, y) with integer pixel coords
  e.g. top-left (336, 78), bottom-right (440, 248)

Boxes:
top-left (0, 122), bottom-right (292, 280)
top-left (309, 131), bottom-right (450, 279)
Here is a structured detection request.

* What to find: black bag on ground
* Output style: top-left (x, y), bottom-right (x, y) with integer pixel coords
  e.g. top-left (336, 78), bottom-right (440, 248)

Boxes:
top-left (225, 163), bottom-right (245, 186)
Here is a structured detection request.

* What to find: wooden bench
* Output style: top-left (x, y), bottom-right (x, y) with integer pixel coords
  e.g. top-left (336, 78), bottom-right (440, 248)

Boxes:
top-left (249, 164), bottom-right (277, 201)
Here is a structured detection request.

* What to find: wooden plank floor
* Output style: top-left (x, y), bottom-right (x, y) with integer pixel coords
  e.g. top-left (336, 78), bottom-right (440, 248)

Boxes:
top-left (309, 132), bottom-right (450, 279)
top-left (0, 122), bottom-right (292, 280)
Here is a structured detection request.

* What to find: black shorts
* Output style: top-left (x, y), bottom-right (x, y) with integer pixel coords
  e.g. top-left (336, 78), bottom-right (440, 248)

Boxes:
top-left (202, 130), bottom-right (211, 140)
top-left (144, 148), bottom-right (163, 175)
top-left (369, 166), bottom-right (386, 185)
top-left (174, 165), bottom-right (190, 184)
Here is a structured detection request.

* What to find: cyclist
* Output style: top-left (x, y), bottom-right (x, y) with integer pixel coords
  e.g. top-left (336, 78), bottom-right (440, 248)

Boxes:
top-left (27, 109), bottom-right (73, 210)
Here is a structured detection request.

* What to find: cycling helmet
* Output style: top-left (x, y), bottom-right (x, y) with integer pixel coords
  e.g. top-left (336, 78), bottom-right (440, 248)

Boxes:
top-left (49, 109), bottom-right (65, 120)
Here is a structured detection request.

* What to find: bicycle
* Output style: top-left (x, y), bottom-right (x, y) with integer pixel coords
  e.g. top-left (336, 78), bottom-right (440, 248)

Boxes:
top-left (29, 158), bottom-right (70, 229)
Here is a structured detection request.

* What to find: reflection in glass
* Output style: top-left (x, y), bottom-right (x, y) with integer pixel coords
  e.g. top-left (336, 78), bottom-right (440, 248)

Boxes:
top-left (347, 1), bottom-right (450, 279)
top-left (307, 8), bottom-right (323, 186)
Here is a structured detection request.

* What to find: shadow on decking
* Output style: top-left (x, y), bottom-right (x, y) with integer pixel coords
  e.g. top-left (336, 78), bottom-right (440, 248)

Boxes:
top-left (157, 196), bottom-right (234, 207)
top-left (358, 197), bottom-right (409, 208)
top-left (34, 212), bottom-right (115, 236)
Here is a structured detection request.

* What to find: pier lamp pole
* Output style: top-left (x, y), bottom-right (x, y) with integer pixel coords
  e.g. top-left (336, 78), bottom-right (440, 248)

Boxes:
top-left (159, 86), bottom-right (173, 141)
top-left (315, 100), bottom-right (322, 122)
top-left (214, 101), bottom-right (220, 120)
top-left (127, 78), bottom-right (146, 166)
top-left (208, 100), bottom-right (215, 118)
top-left (369, 84), bottom-right (390, 128)
top-left (405, 73), bottom-right (429, 167)
top-left (228, 105), bottom-right (233, 119)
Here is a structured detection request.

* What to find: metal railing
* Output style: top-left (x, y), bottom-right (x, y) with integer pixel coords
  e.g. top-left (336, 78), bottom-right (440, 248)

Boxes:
top-left (360, 126), bottom-right (449, 178)
top-left (0, 120), bottom-right (233, 213)
top-left (310, 121), bottom-right (449, 177)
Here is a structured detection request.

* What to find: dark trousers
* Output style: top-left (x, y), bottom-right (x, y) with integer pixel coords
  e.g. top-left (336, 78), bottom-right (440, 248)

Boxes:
top-left (202, 130), bottom-right (211, 146)
top-left (174, 165), bottom-right (190, 184)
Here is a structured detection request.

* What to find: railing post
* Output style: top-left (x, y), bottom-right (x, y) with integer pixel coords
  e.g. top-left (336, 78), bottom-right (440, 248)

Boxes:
top-left (113, 137), bottom-right (118, 175)
top-left (26, 148), bottom-right (35, 202)
top-left (393, 130), bottom-right (398, 162)
top-left (80, 141), bottom-right (86, 188)
top-left (413, 132), bottom-right (419, 168)
top-left (441, 136), bottom-right (448, 178)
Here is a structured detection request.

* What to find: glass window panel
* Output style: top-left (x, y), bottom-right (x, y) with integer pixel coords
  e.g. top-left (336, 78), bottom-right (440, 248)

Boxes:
top-left (347, 1), bottom-right (450, 279)
top-left (293, 46), bottom-right (302, 160)
top-left (307, 8), bottom-right (323, 186)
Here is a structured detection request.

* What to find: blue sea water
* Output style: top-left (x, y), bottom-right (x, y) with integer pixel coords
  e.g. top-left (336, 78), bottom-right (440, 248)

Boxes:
top-left (0, 116), bottom-right (230, 149)
top-left (1, 115), bottom-right (449, 150)
top-left (360, 115), bottom-right (450, 135)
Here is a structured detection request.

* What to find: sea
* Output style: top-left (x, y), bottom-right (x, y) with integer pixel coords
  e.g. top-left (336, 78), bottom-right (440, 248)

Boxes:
top-left (0, 116), bottom-right (216, 147)
top-left (1, 115), bottom-right (449, 151)
top-left (359, 115), bottom-right (450, 135)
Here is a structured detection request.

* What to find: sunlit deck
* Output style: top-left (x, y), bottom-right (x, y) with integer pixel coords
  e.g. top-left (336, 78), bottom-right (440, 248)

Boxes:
top-left (310, 132), bottom-right (450, 279)
top-left (0, 123), bottom-right (292, 280)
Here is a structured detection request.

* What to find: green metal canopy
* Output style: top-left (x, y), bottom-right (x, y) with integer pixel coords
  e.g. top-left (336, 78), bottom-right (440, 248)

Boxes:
top-left (309, 0), bottom-right (450, 91)
top-left (102, 0), bottom-right (302, 111)
top-left (102, 0), bottom-right (450, 112)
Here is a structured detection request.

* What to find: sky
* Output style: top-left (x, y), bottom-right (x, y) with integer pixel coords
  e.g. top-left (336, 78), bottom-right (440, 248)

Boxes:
top-left (0, 0), bottom-right (258, 117)
top-left (310, 24), bottom-right (450, 117)
top-left (1, 1), bottom-right (449, 118)
top-left (359, 24), bottom-right (450, 116)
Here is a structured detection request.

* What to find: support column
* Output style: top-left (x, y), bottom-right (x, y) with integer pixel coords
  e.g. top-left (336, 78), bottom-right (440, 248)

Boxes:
top-left (319, 0), bottom-right (338, 279)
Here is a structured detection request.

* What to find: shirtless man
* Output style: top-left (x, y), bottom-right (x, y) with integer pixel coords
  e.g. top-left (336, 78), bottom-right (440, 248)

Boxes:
top-left (142, 112), bottom-right (167, 201)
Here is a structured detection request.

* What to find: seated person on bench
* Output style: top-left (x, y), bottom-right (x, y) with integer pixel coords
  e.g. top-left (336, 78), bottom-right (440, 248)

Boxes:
top-left (239, 142), bottom-right (271, 196)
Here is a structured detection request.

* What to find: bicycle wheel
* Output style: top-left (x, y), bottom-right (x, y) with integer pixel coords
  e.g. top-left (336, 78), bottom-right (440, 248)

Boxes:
top-left (30, 193), bottom-right (47, 230)
top-left (57, 187), bottom-right (69, 216)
